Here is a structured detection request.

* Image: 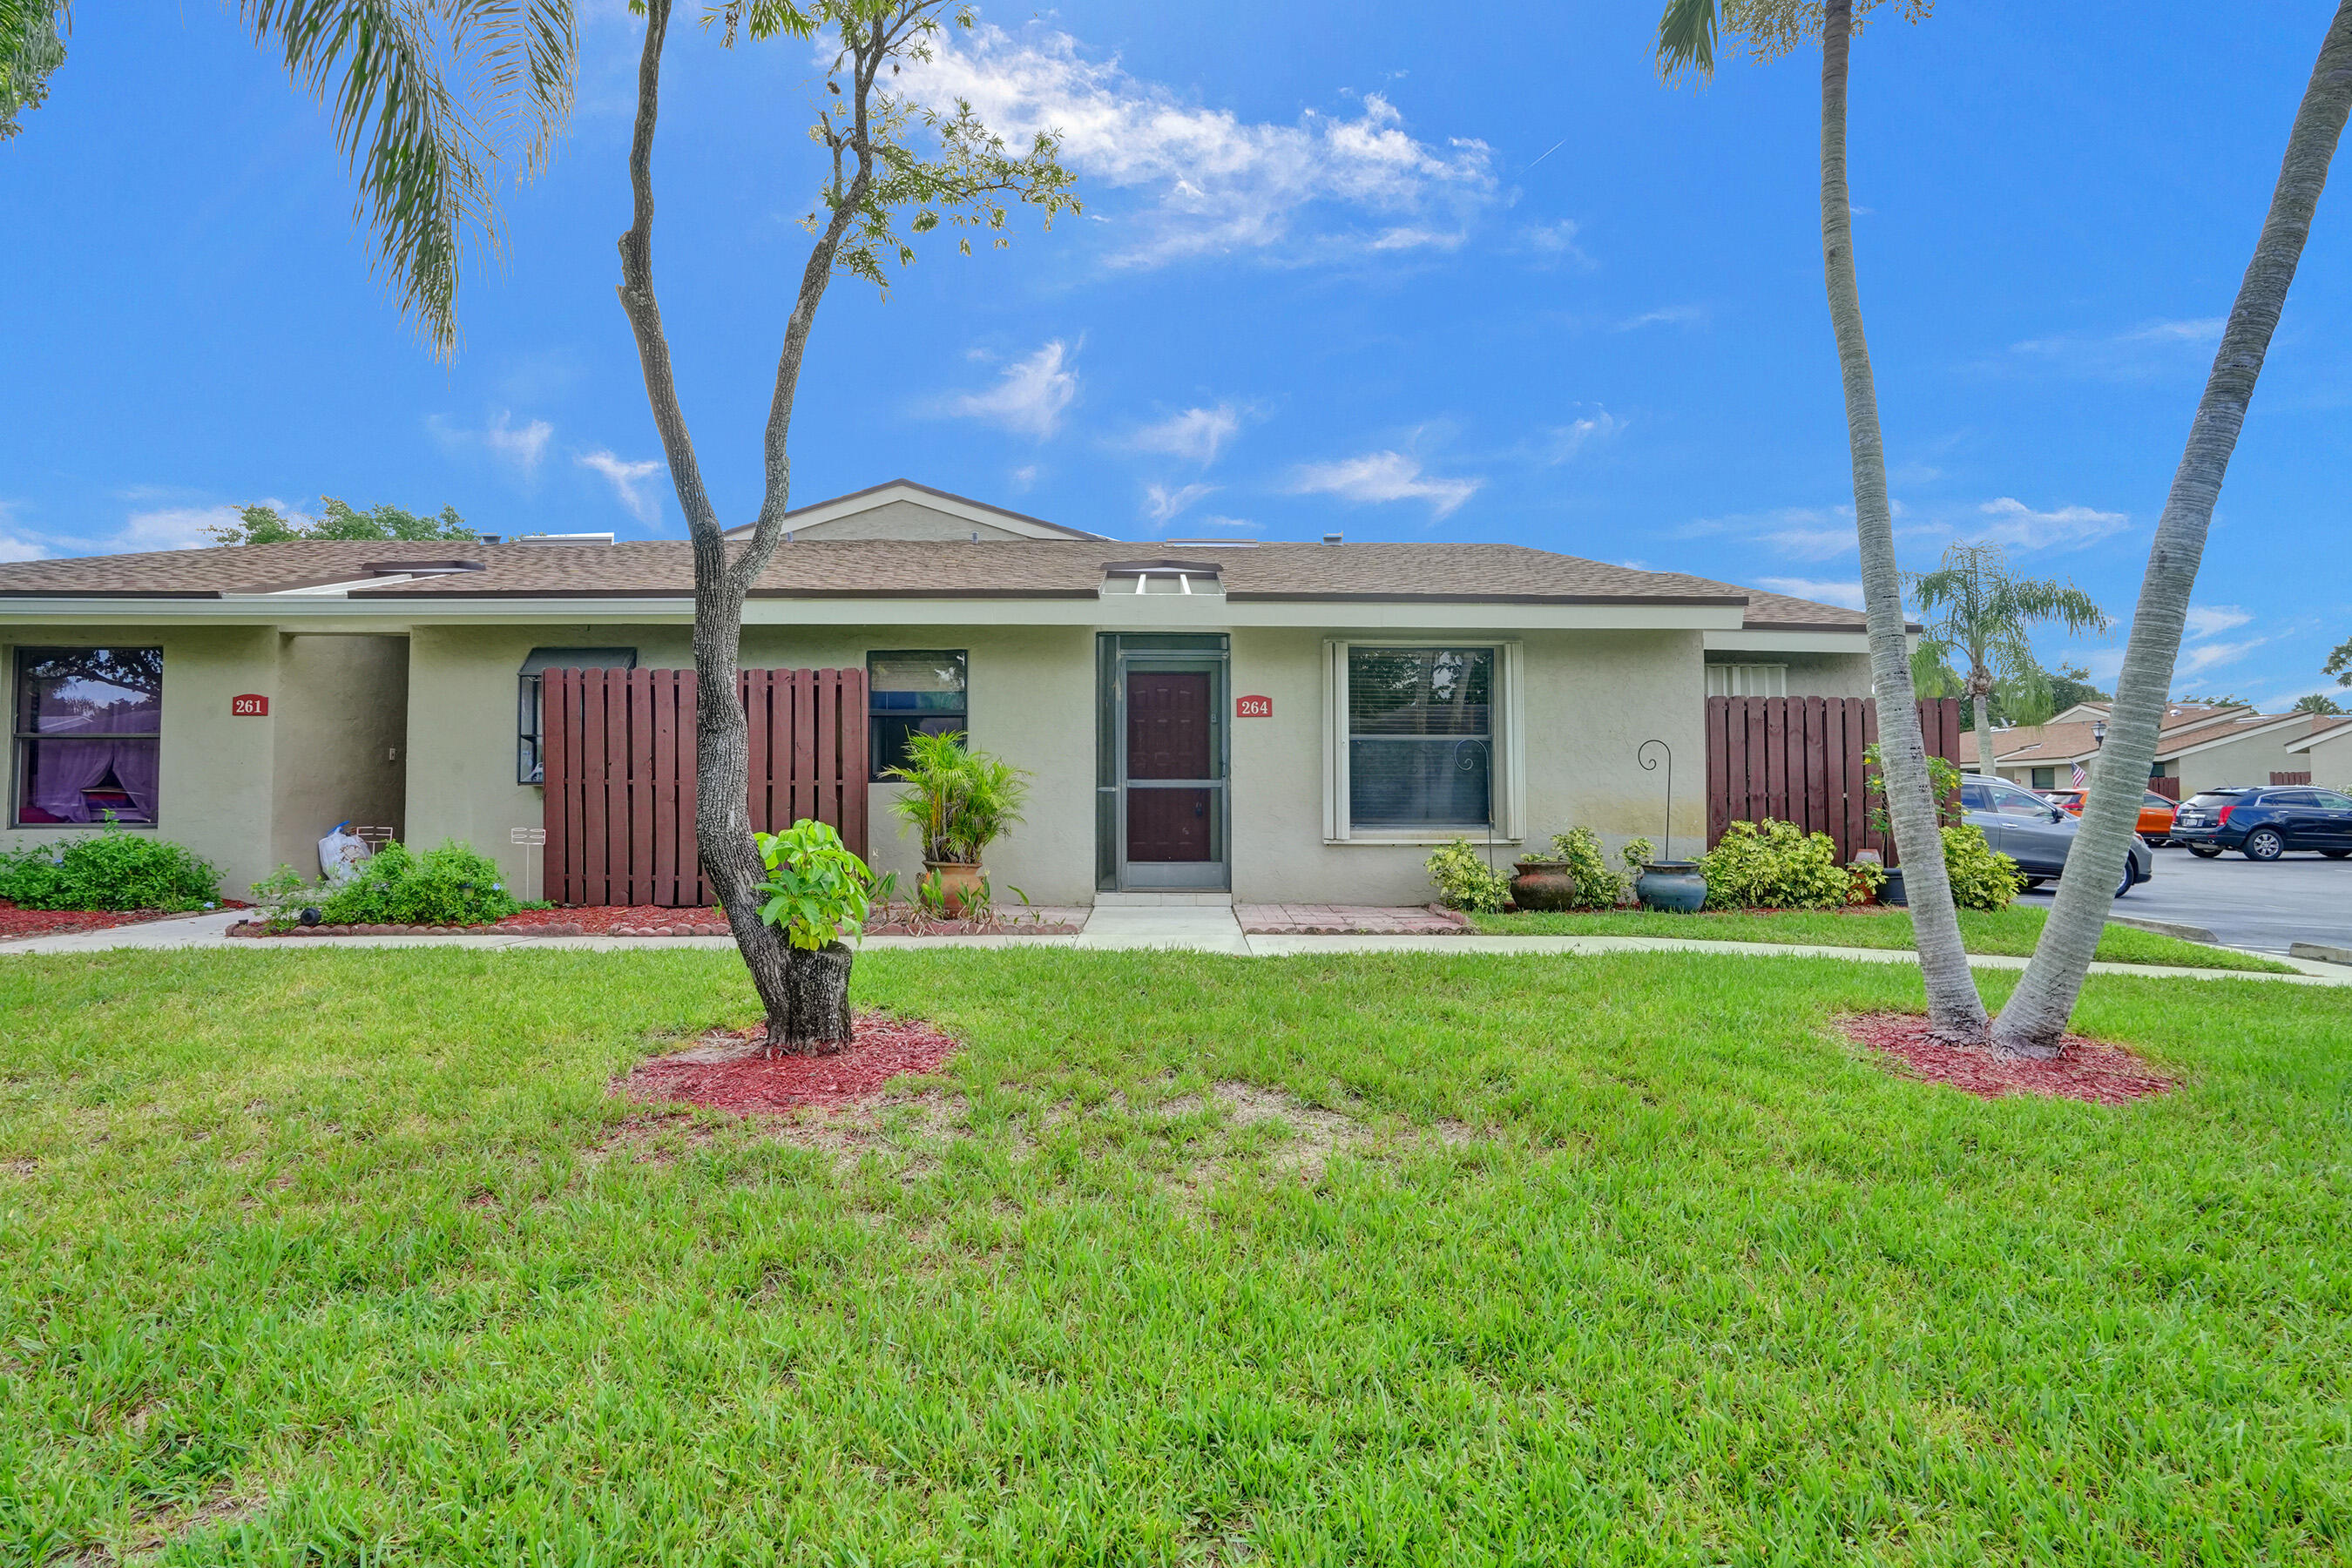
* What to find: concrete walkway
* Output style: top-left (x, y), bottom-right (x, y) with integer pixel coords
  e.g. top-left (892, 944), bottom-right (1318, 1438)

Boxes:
top-left (4, 902), bottom-right (2349, 984)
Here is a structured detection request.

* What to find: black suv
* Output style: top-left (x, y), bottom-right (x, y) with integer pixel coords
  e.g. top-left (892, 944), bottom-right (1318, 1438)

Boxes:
top-left (2169, 786), bottom-right (2352, 861)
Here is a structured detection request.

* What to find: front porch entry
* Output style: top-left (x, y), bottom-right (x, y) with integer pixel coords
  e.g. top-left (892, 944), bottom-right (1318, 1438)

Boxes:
top-left (1097, 633), bottom-right (1230, 893)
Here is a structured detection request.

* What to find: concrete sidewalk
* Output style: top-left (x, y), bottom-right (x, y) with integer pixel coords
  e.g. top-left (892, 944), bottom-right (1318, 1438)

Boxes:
top-left (4, 902), bottom-right (2347, 984)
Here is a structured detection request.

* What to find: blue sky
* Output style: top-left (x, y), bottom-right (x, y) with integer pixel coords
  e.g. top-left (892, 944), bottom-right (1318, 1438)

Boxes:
top-left (4, 2), bottom-right (2349, 708)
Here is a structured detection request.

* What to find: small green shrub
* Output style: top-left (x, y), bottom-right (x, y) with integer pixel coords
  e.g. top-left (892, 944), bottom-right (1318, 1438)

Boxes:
top-left (1698, 820), bottom-right (1856, 910)
top-left (1540, 826), bottom-right (1631, 909)
top-left (755, 819), bottom-right (873, 950)
top-left (315, 840), bottom-right (519, 927)
top-left (1619, 836), bottom-right (1656, 875)
top-left (0, 821), bottom-right (220, 911)
top-left (1941, 823), bottom-right (2019, 911)
top-left (1427, 838), bottom-right (1510, 913)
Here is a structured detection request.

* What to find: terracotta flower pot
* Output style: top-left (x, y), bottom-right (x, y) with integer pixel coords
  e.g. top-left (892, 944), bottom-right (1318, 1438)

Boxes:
top-left (1509, 859), bottom-right (1583, 912)
top-left (923, 861), bottom-right (983, 915)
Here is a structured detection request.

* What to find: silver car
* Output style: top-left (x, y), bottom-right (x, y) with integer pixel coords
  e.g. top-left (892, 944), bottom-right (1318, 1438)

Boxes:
top-left (1959, 776), bottom-right (2153, 896)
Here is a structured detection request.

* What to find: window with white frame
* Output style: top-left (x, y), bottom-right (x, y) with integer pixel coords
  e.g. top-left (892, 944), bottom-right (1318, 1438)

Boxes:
top-left (1327, 643), bottom-right (1520, 838)
top-left (1706, 662), bottom-right (1788, 698)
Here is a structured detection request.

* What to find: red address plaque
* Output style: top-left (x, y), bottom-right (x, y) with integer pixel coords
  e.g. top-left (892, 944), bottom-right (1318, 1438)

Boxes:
top-left (230, 693), bottom-right (269, 717)
top-left (1235, 693), bottom-right (1273, 719)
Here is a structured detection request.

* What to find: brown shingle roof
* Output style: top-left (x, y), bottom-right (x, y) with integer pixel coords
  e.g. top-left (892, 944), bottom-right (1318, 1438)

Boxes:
top-left (0, 537), bottom-right (1878, 628)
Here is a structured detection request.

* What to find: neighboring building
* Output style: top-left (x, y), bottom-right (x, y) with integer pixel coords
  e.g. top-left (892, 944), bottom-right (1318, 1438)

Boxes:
top-left (1, 480), bottom-right (1877, 904)
top-left (1959, 700), bottom-right (2352, 796)
top-left (2283, 720), bottom-right (2352, 789)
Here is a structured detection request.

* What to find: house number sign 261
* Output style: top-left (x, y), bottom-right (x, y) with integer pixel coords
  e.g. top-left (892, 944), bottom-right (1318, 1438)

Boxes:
top-left (230, 693), bottom-right (270, 717)
top-left (1235, 694), bottom-right (1273, 719)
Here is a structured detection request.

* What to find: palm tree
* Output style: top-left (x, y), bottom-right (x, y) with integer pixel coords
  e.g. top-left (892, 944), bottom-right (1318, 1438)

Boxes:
top-left (1908, 542), bottom-right (2111, 768)
top-left (4, 2), bottom-right (577, 356)
top-left (1991, 0), bottom-right (2352, 1056)
top-left (1657, 0), bottom-right (1988, 1041)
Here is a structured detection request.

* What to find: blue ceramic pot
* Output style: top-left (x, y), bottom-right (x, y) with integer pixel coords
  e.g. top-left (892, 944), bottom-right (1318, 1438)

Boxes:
top-left (1636, 862), bottom-right (1707, 913)
top-left (1881, 868), bottom-right (1907, 907)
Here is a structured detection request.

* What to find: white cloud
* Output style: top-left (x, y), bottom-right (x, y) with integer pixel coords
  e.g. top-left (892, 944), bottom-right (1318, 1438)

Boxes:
top-left (1517, 219), bottom-right (1592, 268)
top-left (1758, 577), bottom-right (1867, 611)
top-left (578, 450), bottom-right (664, 524)
top-left (1616, 305), bottom-right (1708, 331)
top-left (949, 341), bottom-right (1079, 440)
top-left (118, 504), bottom-right (248, 551)
top-left (1009, 464), bottom-right (1041, 491)
top-left (1179, 514), bottom-right (1258, 532)
top-left (2185, 604), bottom-right (2253, 639)
top-left (430, 410), bottom-right (555, 476)
top-left (905, 26), bottom-right (1496, 266)
top-left (1143, 482), bottom-right (1217, 524)
top-left (1543, 409), bottom-right (1624, 463)
top-left (1132, 403), bottom-right (1243, 465)
top-left (483, 412), bottom-right (554, 474)
top-left (1288, 450), bottom-right (1482, 517)
top-left (2177, 637), bottom-right (2266, 677)
top-left (2001, 318), bottom-right (2224, 380)
top-left (1972, 497), bottom-right (2130, 551)
top-left (1761, 525), bottom-right (1856, 561)
top-left (0, 501), bottom-right (44, 562)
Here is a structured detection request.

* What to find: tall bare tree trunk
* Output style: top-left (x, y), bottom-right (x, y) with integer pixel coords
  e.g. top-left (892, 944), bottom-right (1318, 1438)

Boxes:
top-left (1818, 0), bottom-right (1987, 1039)
top-left (1993, 0), bottom-right (2352, 1055)
top-left (612, 0), bottom-right (875, 1053)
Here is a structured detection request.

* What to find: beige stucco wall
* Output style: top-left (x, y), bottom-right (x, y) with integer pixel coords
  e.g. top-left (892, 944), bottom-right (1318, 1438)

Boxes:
top-left (2174, 725), bottom-right (2333, 796)
top-left (2292, 729), bottom-right (2352, 790)
top-left (400, 623), bottom-right (1100, 904)
top-left (1226, 627), bottom-right (1709, 904)
top-left (267, 634), bottom-right (409, 875)
top-left (3, 625), bottom-right (282, 895)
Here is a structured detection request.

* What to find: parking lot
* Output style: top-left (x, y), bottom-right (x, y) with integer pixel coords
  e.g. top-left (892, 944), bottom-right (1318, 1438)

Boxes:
top-left (2015, 843), bottom-right (2352, 955)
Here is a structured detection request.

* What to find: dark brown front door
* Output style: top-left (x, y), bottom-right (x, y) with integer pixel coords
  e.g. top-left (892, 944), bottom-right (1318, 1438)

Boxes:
top-left (1125, 670), bottom-right (1212, 862)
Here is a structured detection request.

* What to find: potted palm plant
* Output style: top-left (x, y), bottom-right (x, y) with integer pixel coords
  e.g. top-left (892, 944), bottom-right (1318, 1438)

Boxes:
top-left (882, 732), bottom-right (1030, 915)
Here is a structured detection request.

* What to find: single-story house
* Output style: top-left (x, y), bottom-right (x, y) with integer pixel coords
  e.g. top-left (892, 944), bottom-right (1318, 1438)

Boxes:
top-left (1957, 700), bottom-right (2352, 796)
top-left (0, 479), bottom-right (1877, 905)
top-left (2283, 718), bottom-right (2352, 788)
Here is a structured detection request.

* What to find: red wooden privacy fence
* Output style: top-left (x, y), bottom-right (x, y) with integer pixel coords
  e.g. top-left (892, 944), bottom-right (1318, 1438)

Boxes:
top-left (543, 666), bottom-right (868, 907)
top-left (1705, 696), bottom-right (1962, 865)
top-left (2149, 776), bottom-right (2183, 801)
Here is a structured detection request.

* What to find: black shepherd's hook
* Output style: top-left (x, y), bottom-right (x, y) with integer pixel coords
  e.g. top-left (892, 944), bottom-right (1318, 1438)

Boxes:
top-left (1638, 739), bottom-right (1673, 861)
top-left (1456, 737), bottom-right (1496, 870)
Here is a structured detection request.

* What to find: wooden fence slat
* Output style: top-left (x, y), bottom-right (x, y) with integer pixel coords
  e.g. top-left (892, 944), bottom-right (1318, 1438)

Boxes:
top-left (681, 669), bottom-right (705, 909)
top-left (792, 671), bottom-right (819, 828)
top-left (744, 669), bottom-right (772, 837)
top-left (815, 670), bottom-right (841, 832)
top-left (841, 666), bottom-right (868, 856)
top-left (544, 671), bottom-right (572, 903)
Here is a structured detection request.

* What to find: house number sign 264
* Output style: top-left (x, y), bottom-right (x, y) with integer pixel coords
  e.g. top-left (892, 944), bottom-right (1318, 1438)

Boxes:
top-left (230, 693), bottom-right (270, 717)
top-left (1235, 694), bottom-right (1272, 719)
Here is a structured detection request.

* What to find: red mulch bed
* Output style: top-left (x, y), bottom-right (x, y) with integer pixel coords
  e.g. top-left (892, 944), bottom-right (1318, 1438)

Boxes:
top-left (1842, 1011), bottom-right (2175, 1105)
top-left (0, 900), bottom-right (241, 942)
top-left (619, 1012), bottom-right (961, 1114)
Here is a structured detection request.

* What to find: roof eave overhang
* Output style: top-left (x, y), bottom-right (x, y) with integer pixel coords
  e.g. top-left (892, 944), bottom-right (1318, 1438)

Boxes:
top-left (3, 592), bottom-right (1750, 632)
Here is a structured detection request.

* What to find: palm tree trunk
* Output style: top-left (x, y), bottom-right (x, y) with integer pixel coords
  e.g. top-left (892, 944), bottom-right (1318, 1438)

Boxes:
top-left (1818, 0), bottom-right (1987, 1039)
top-left (1993, 0), bottom-right (2352, 1055)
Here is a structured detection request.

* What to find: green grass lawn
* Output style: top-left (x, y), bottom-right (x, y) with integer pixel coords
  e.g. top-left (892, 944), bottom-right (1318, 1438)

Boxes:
top-left (3, 949), bottom-right (2349, 1564)
top-left (1472, 903), bottom-right (2295, 971)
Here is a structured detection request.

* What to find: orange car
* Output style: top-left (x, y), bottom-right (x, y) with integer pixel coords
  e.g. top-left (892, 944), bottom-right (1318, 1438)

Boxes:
top-left (2040, 787), bottom-right (2179, 845)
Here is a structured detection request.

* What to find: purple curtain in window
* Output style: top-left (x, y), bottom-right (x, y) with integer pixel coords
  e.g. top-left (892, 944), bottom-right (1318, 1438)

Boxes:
top-left (26, 740), bottom-right (119, 822)
top-left (110, 740), bottom-right (161, 821)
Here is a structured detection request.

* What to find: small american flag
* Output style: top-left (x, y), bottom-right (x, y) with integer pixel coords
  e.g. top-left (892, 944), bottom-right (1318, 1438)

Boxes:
top-left (2071, 761), bottom-right (2087, 787)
